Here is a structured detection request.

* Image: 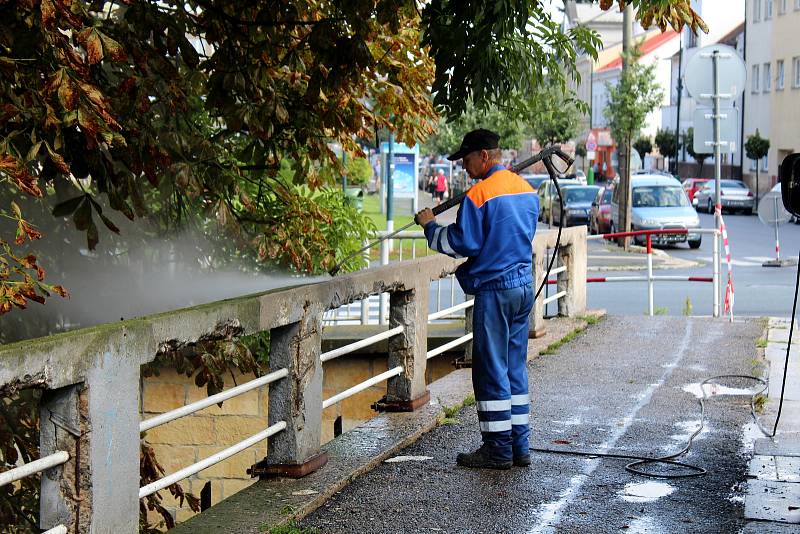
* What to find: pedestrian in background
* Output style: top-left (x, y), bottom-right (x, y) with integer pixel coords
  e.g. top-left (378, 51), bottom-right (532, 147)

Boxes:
top-left (434, 169), bottom-right (448, 206)
top-left (414, 129), bottom-right (539, 469)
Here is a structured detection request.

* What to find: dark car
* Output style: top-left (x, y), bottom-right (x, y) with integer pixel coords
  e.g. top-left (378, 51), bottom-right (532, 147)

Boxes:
top-left (590, 186), bottom-right (614, 234)
top-left (552, 185), bottom-right (601, 227)
top-left (521, 173), bottom-right (549, 192)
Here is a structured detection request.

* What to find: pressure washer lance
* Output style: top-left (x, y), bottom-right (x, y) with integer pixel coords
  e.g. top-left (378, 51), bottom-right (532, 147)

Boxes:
top-left (328, 145), bottom-right (574, 277)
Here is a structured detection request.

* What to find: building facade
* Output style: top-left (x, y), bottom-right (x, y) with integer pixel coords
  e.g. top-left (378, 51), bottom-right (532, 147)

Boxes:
top-left (744, 0), bottom-right (800, 194)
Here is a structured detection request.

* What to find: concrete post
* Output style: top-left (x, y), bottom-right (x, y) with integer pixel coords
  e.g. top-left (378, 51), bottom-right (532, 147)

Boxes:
top-left (39, 385), bottom-right (82, 532)
top-left (557, 228), bottom-right (587, 317)
top-left (261, 313), bottom-right (327, 477)
top-left (380, 286), bottom-right (430, 410)
top-left (85, 348), bottom-right (141, 533)
top-left (529, 246), bottom-right (547, 337)
top-left (463, 294), bottom-right (474, 364)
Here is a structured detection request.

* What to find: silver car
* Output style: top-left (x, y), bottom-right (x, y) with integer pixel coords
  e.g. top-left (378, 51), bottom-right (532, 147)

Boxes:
top-left (693, 179), bottom-right (755, 214)
top-left (611, 174), bottom-right (702, 248)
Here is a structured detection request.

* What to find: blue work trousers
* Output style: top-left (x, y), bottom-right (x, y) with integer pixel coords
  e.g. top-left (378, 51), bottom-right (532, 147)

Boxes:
top-left (471, 283), bottom-right (533, 461)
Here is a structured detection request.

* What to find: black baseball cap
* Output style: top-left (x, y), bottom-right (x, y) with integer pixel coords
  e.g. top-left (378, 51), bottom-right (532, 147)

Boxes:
top-left (447, 128), bottom-right (500, 161)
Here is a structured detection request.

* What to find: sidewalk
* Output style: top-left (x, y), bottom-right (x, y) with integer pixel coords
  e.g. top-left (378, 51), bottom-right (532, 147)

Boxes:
top-left (743, 317), bottom-right (800, 531)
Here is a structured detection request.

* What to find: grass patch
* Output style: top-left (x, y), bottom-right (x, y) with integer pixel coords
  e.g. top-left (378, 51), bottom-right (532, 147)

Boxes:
top-left (539, 326), bottom-right (586, 355)
top-left (362, 193), bottom-right (415, 231)
top-left (756, 338), bottom-right (768, 348)
top-left (438, 393), bottom-right (477, 426)
top-left (753, 394), bottom-right (768, 414)
top-left (578, 314), bottom-right (601, 326)
top-left (682, 297), bottom-right (693, 316)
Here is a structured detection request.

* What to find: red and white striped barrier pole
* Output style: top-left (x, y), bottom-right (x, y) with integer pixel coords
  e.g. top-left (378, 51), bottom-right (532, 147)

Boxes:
top-left (715, 205), bottom-right (735, 321)
top-left (647, 234), bottom-right (654, 316)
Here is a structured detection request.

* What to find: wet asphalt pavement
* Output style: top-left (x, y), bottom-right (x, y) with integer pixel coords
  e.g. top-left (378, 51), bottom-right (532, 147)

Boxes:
top-left (301, 316), bottom-right (764, 533)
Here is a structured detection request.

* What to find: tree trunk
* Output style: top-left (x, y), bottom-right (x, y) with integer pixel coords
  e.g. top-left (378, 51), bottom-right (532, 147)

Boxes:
top-left (617, 137), bottom-right (632, 250)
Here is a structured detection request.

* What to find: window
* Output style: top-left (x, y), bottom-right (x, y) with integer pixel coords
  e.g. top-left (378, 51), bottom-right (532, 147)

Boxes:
top-left (777, 60), bottom-right (785, 89)
top-left (780, 0), bottom-right (787, 13)
top-left (796, 0), bottom-right (800, 10)
top-left (752, 64), bottom-right (761, 92)
top-left (750, 158), bottom-right (758, 171)
top-left (794, 57), bottom-right (800, 87)
top-left (755, 0), bottom-right (762, 20)
top-left (763, 62), bottom-right (772, 91)
top-left (766, 0), bottom-right (773, 18)
top-left (762, 151), bottom-right (769, 172)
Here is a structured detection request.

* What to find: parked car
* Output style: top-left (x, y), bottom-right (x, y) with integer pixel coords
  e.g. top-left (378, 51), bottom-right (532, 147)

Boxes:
top-left (682, 178), bottom-right (710, 203)
top-left (520, 173), bottom-right (550, 191)
top-left (590, 186), bottom-right (614, 234)
top-left (537, 178), bottom-right (581, 223)
top-left (693, 179), bottom-right (755, 214)
top-left (551, 185), bottom-right (600, 227)
top-left (610, 174), bottom-right (701, 248)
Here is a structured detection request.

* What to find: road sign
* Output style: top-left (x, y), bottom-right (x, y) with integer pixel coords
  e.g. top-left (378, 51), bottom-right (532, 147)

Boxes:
top-left (758, 192), bottom-right (792, 226)
top-left (684, 44), bottom-right (746, 103)
top-left (691, 108), bottom-right (738, 154)
top-left (586, 132), bottom-right (597, 152)
top-left (758, 191), bottom-right (794, 266)
top-left (586, 150), bottom-right (596, 161)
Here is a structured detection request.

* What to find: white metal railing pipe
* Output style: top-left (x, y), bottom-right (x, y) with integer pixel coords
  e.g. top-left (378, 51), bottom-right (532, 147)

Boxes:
top-left (139, 421), bottom-right (287, 499)
top-left (542, 291), bottom-right (567, 306)
top-left (0, 451), bottom-right (69, 488)
top-left (548, 265), bottom-right (567, 276)
top-left (426, 333), bottom-right (473, 360)
top-left (320, 326), bottom-right (404, 363)
top-left (139, 368), bottom-right (289, 432)
top-left (322, 366), bottom-right (404, 409)
top-left (428, 299), bottom-right (474, 321)
top-left (43, 526), bottom-right (67, 534)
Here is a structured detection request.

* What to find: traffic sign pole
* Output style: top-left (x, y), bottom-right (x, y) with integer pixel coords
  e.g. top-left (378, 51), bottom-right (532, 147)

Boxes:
top-left (712, 50), bottom-right (722, 317)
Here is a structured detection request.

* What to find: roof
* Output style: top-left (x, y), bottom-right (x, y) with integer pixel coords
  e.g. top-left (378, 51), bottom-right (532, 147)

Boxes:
top-left (630, 174), bottom-right (682, 186)
top-left (596, 30), bottom-right (679, 73)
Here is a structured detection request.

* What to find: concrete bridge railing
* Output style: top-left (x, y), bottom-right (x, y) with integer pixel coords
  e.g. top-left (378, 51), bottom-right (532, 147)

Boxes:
top-left (0, 226), bottom-right (586, 533)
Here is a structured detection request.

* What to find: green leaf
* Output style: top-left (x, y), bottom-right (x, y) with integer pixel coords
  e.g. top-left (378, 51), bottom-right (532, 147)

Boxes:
top-left (52, 195), bottom-right (85, 217)
top-left (72, 198), bottom-right (92, 231)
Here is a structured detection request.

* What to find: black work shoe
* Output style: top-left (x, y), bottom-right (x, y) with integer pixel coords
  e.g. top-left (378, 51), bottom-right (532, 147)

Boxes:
top-left (513, 453), bottom-right (531, 467)
top-left (456, 446), bottom-right (512, 470)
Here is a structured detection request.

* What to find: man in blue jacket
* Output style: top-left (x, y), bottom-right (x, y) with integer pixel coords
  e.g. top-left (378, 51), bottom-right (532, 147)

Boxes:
top-left (415, 129), bottom-right (539, 469)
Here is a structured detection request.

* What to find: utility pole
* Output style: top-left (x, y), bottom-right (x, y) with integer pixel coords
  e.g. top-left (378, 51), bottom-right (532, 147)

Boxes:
top-left (619, 4), bottom-right (633, 249)
top-left (674, 35), bottom-right (684, 175)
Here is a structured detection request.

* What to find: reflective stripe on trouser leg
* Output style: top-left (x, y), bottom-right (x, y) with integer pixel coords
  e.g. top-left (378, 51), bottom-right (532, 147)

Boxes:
top-left (509, 284), bottom-right (533, 455)
top-left (472, 285), bottom-right (531, 461)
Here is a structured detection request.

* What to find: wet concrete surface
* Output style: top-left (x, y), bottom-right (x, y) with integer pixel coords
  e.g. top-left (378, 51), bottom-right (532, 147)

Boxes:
top-left (301, 316), bottom-right (762, 533)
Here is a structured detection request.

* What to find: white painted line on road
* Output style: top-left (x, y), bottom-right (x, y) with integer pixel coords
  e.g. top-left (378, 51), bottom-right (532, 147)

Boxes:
top-left (527, 321), bottom-right (694, 534)
top-left (698, 256), bottom-right (775, 267)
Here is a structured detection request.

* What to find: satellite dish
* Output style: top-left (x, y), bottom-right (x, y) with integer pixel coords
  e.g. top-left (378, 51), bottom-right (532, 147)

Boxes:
top-left (758, 192), bottom-right (793, 226)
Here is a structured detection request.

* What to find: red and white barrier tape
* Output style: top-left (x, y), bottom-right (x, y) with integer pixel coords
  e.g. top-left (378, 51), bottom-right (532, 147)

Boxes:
top-left (715, 204), bottom-right (735, 319)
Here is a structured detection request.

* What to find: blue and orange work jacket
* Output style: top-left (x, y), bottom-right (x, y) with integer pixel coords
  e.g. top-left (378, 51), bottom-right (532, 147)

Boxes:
top-left (423, 164), bottom-right (539, 294)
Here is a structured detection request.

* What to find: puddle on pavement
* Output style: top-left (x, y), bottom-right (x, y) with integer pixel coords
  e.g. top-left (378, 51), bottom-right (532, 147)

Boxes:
top-left (623, 516), bottom-right (659, 533)
top-left (682, 382), bottom-right (760, 399)
top-left (552, 416), bottom-right (582, 426)
top-left (618, 481), bottom-right (676, 503)
top-left (741, 421), bottom-right (769, 451)
top-left (669, 420), bottom-right (708, 443)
